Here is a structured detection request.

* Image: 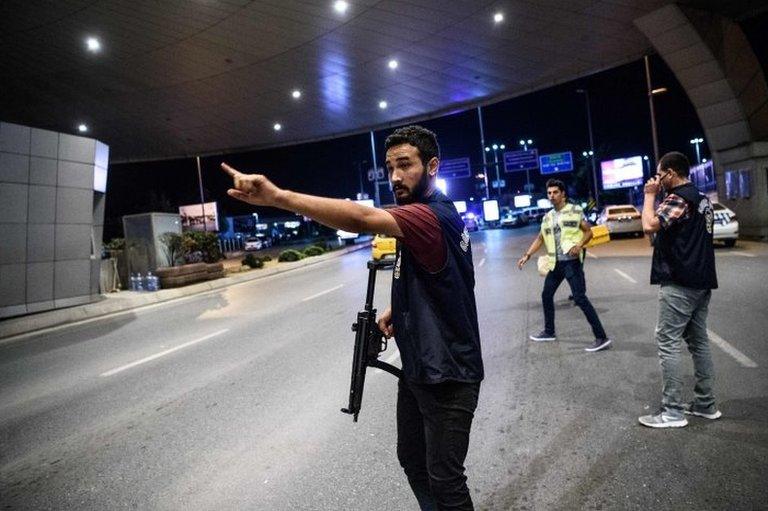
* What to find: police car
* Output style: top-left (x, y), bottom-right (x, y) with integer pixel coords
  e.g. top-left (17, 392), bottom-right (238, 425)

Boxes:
top-left (712, 202), bottom-right (738, 247)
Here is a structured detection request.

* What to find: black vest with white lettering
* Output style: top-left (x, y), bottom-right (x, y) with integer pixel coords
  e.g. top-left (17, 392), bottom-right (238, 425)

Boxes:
top-left (391, 191), bottom-right (484, 384)
top-left (651, 182), bottom-right (718, 289)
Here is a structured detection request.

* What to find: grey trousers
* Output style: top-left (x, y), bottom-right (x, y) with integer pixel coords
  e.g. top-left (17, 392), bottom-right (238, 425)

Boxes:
top-left (655, 284), bottom-right (717, 418)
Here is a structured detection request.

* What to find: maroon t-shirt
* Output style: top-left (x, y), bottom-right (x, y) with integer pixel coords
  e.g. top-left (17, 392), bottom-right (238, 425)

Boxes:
top-left (388, 203), bottom-right (446, 273)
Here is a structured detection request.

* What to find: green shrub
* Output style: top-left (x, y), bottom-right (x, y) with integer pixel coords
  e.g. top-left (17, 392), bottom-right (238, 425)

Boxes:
top-left (181, 231), bottom-right (223, 263)
top-left (159, 232), bottom-right (183, 266)
top-left (278, 249), bottom-right (305, 262)
top-left (105, 237), bottom-right (125, 250)
top-left (243, 253), bottom-right (264, 269)
top-left (259, 255), bottom-right (273, 262)
top-left (303, 245), bottom-right (325, 257)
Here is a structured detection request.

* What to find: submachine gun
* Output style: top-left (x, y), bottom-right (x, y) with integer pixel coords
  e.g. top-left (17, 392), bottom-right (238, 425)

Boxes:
top-left (341, 258), bottom-right (403, 421)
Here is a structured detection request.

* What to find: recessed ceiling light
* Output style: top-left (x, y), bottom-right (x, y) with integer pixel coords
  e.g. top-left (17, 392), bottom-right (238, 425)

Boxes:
top-left (291, 89), bottom-right (302, 99)
top-left (273, 123), bottom-right (282, 131)
top-left (78, 124), bottom-right (88, 133)
top-left (388, 59), bottom-right (398, 70)
top-left (334, 1), bottom-right (349, 14)
top-left (378, 100), bottom-right (388, 109)
top-left (85, 37), bottom-right (101, 52)
top-left (493, 12), bottom-right (504, 23)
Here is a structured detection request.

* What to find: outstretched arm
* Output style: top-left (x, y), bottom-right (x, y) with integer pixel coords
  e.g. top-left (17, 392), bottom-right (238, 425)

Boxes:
top-left (222, 163), bottom-right (403, 237)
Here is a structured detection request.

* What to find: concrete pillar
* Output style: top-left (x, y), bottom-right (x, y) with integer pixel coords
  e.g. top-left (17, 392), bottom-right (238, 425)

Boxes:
top-left (635, 4), bottom-right (768, 238)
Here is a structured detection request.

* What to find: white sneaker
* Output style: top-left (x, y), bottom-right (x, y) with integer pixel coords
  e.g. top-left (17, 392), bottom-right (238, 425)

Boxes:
top-left (638, 410), bottom-right (688, 428)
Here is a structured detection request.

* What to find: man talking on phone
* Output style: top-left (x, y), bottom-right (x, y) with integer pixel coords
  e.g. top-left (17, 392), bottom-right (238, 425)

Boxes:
top-left (638, 152), bottom-right (721, 428)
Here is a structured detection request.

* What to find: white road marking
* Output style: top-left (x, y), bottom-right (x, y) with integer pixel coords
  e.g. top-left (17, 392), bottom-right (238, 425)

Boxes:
top-left (100, 329), bottom-right (229, 377)
top-left (613, 268), bottom-right (637, 284)
top-left (708, 329), bottom-right (758, 368)
top-left (478, 257), bottom-right (486, 268)
top-left (586, 252), bottom-right (598, 259)
top-left (375, 349), bottom-right (401, 374)
top-left (301, 284), bottom-right (344, 302)
top-left (731, 251), bottom-right (756, 258)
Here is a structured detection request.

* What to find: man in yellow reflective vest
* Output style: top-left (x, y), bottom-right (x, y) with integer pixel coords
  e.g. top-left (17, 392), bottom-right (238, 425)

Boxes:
top-left (517, 179), bottom-right (612, 352)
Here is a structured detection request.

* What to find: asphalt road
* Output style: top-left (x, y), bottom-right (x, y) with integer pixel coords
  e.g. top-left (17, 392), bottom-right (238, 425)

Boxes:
top-left (1, 227), bottom-right (766, 510)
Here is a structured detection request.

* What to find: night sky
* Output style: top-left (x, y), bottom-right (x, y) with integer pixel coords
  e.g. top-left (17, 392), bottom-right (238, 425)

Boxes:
top-left (105, 13), bottom-right (768, 243)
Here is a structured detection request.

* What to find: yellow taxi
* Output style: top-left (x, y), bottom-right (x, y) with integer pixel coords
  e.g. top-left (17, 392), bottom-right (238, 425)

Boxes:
top-left (371, 234), bottom-right (397, 260)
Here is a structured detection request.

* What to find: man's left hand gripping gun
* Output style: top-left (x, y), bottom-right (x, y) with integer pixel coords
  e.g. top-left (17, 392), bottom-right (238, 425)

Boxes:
top-left (341, 259), bottom-right (402, 422)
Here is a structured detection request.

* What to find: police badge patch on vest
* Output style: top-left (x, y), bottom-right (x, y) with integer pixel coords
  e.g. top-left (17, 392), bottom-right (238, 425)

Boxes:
top-left (699, 198), bottom-right (714, 234)
top-left (460, 227), bottom-right (470, 252)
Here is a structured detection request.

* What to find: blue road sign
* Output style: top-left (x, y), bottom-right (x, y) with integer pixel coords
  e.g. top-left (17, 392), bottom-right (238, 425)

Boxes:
top-left (504, 149), bottom-right (538, 172)
top-left (539, 151), bottom-right (573, 174)
top-left (439, 157), bottom-right (471, 179)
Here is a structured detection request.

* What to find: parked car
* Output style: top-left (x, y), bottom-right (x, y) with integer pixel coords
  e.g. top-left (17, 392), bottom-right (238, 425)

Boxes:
top-left (523, 207), bottom-right (548, 223)
top-left (244, 233), bottom-right (273, 251)
top-left (336, 229), bottom-right (359, 245)
top-left (371, 234), bottom-right (397, 260)
top-left (500, 209), bottom-right (529, 228)
top-left (712, 202), bottom-right (738, 247)
top-left (462, 212), bottom-right (479, 232)
top-left (598, 204), bottom-right (643, 236)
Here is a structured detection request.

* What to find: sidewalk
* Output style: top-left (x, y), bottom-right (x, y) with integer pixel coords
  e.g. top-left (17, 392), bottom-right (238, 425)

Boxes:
top-left (0, 243), bottom-right (370, 342)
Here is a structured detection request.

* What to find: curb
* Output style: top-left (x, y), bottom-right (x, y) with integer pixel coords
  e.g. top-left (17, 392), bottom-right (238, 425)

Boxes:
top-left (0, 242), bottom-right (371, 342)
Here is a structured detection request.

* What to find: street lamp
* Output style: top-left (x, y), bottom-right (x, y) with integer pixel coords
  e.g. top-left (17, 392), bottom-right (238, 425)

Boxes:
top-left (485, 143), bottom-right (506, 199)
top-left (576, 88), bottom-right (599, 207)
top-left (644, 55), bottom-right (667, 163)
top-left (690, 137), bottom-right (704, 164)
top-left (643, 155), bottom-right (651, 176)
top-left (518, 139), bottom-right (534, 191)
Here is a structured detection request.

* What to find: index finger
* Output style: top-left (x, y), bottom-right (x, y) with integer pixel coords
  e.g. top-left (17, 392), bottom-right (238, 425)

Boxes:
top-left (220, 162), bottom-right (241, 178)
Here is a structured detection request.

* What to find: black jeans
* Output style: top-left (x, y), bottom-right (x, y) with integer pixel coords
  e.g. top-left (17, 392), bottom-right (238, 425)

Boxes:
top-left (397, 379), bottom-right (481, 511)
top-left (542, 259), bottom-right (606, 339)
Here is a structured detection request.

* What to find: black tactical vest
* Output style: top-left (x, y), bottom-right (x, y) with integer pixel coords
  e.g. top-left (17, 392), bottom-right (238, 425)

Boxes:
top-left (391, 191), bottom-right (484, 384)
top-left (651, 182), bottom-right (718, 290)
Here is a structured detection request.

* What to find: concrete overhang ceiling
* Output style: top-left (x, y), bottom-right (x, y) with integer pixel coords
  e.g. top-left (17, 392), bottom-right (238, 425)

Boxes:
top-left (0, 0), bottom-right (761, 162)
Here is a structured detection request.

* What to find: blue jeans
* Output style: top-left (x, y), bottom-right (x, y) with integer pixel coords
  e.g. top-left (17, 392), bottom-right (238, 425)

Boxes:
top-left (656, 284), bottom-right (717, 417)
top-left (397, 379), bottom-right (480, 511)
top-left (542, 259), bottom-right (606, 339)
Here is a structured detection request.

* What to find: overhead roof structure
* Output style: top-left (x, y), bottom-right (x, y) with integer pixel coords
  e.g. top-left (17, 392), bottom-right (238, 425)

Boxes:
top-left (0, 0), bottom-right (763, 162)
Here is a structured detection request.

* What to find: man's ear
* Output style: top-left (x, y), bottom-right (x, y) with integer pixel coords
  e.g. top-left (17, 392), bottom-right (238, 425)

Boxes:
top-left (428, 157), bottom-right (439, 176)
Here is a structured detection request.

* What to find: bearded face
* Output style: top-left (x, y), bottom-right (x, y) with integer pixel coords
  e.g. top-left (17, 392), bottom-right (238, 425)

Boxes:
top-left (386, 143), bottom-right (435, 205)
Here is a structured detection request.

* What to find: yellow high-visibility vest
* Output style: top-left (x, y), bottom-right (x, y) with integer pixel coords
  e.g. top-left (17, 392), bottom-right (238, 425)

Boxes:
top-left (540, 204), bottom-right (585, 271)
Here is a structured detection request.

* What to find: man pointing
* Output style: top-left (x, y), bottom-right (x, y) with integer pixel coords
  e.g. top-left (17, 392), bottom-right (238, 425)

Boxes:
top-left (223, 125), bottom-right (484, 511)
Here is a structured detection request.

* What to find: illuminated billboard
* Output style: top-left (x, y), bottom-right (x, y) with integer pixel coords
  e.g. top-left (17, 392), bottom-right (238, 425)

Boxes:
top-left (514, 195), bottom-right (532, 208)
top-left (179, 201), bottom-right (219, 232)
top-left (600, 156), bottom-right (644, 190)
top-left (483, 199), bottom-right (500, 222)
top-left (453, 201), bottom-right (467, 214)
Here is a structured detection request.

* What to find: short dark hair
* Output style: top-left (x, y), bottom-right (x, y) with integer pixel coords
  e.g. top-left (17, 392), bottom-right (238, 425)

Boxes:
top-left (546, 179), bottom-right (566, 193)
top-left (384, 125), bottom-right (440, 166)
top-left (658, 151), bottom-right (690, 178)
